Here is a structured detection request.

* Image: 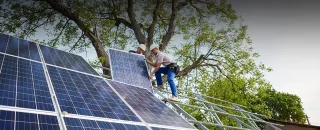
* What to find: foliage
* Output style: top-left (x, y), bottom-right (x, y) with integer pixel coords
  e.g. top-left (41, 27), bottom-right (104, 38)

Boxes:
top-left (257, 87), bottom-right (306, 123)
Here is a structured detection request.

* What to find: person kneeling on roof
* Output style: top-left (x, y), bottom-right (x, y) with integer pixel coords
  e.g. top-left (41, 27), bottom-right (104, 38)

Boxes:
top-left (145, 44), bottom-right (180, 102)
top-left (129, 44), bottom-right (146, 54)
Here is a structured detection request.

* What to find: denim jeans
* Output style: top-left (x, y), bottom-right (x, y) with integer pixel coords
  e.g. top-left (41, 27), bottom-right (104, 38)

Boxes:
top-left (155, 67), bottom-right (177, 97)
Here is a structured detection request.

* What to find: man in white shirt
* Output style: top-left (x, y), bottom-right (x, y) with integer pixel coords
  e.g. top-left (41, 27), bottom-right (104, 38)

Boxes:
top-left (145, 44), bottom-right (179, 102)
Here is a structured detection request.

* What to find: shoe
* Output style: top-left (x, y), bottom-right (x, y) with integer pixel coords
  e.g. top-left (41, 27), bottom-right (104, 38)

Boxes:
top-left (167, 96), bottom-right (179, 102)
top-left (153, 86), bottom-right (164, 91)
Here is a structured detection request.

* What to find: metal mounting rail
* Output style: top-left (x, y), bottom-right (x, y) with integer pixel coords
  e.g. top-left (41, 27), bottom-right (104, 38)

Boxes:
top-left (161, 90), bottom-right (266, 117)
top-left (91, 65), bottom-right (110, 71)
top-left (177, 88), bottom-right (247, 108)
top-left (157, 88), bottom-right (282, 130)
top-left (155, 91), bottom-right (208, 130)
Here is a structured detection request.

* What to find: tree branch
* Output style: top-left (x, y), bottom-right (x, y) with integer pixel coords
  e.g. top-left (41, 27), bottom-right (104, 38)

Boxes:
top-left (69, 31), bottom-right (84, 52)
top-left (115, 17), bottom-right (133, 29)
top-left (127, 0), bottom-right (146, 45)
top-left (177, 54), bottom-right (205, 77)
top-left (147, 0), bottom-right (165, 45)
top-left (160, 0), bottom-right (188, 51)
top-left (52, 19), bottom-right (69, 47)
top-left (46, 0), bottom-right (111, 75)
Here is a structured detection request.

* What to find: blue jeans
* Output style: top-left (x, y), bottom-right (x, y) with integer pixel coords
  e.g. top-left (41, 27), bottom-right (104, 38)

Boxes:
top-left (155, 67), bottom-right (177, 97)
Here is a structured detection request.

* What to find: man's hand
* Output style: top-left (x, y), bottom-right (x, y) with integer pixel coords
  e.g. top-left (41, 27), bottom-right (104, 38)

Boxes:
top-left (149, 74), bottom-right (153, 79)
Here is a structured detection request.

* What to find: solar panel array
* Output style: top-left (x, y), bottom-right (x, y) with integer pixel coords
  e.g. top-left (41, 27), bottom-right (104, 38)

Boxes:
top-left (109, 49), bottom-right (153, 92)
top-left (0, 33), bottom-right (195, 130)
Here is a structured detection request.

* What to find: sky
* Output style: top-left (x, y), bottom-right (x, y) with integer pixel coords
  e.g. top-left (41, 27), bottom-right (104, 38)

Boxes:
top-left (26, 0), bottom-right (320, 126)
top-left (228, 0), bottom-right (320, 125)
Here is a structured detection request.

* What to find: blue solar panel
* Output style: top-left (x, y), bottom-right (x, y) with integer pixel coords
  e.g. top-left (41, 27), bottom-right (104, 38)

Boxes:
top-left (47, 66), bottom-right (141, 122)
top-left (18, 39), bottom-right (30, 59)
top-left (109, 49), bottom-right (152, 92)
top-left (108, 80), bottom-right (196, 129)
top-left (28, 42), bottom-right (41, 62)
top-left (64, 117), bottom-right (149, 130)
top-left (0, 54), bottom-right (54, 111)
top-left (0, 33), bottom-right (41, 62)
top-left (40, 45), bottom-right (99, 76)
top-left (6, 36), bottom-right (19, 56)
top-left (0, 33), bottom-right (9, 53)
top-left (0, 110), bottom-right (60, 130)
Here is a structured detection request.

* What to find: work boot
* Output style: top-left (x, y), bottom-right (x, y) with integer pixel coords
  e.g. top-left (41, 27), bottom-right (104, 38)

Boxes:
top-left (153, 86), bottom-right (164, 91)
top-left (168, 96), bottom-right (179, 102)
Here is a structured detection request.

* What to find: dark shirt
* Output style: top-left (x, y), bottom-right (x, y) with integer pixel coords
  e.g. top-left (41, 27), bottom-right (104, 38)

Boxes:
top-left (129, 50), bottom-right (136, 53)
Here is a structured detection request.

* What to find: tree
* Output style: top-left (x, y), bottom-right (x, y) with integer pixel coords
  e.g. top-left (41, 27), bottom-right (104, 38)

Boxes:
top-left (0, 0), bottom-right (241, 78)
top-left (257, 87), bottom-right (306, 123)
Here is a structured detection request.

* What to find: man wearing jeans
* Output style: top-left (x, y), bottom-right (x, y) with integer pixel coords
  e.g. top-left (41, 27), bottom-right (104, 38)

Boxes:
top-left (145, 44), bottom-right (179, 102)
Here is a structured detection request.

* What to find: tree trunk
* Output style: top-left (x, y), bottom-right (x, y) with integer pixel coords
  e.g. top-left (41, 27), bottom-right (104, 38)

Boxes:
top-left (46, 0), bottom-right (111, 75)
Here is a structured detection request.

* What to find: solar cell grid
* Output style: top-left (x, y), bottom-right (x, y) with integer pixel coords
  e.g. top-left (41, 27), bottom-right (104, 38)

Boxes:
top-left (18, 39), bottom-right (29, 59)
top-left (64, 117), bottom-right (149, 130)
top-left (0, 55), bottom-right (17, 107)
top-left (39, 44), bottom-right (99, 76)
top-left (47, 66), bottom-right (141, 122)
top-left (108, 80), bottom-right (196, 129)
top-left (28, 42), bottom-right (41, 61)
top-left (109, 49), bottom-right (152, 92)
top-left (0, 33), bottom-right (9, 53)
top-left (0, 54), bottom-right (54, 111)
top-left (0, 110), bottom-right (60, 130)
top-left (6, 36), bottom-right (19, 56)
top-left (0, 33), bottom-right (41, 62)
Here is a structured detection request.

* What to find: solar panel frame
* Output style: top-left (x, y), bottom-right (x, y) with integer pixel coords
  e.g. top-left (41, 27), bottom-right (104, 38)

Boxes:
top-left (108, 48), bottom-right (154, 92)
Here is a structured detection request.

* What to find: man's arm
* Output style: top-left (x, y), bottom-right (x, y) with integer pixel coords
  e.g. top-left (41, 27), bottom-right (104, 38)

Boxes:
top-left (150, 63), bottom-right (161, 75)
top-left (145, 59), bottom-right (157, 67)
top-left (149, 63), bottom-right (161, 79)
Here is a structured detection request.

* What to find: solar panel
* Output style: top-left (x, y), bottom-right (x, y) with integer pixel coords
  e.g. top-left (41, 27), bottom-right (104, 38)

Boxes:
top-left (109, 49), bottom-right (153, 92)
top-left (107, 80), bottom-right (196, 129)
top-left (0, 34), bottom-right (8, 53)
top-left (0, 110), bottom-right (60, 130)
top-left (0, 33), bottom-right (41, 62)
top-left (64, 117), bottom-right (149, 130)
top-left (5, 35), bottom-right (19, 56)
top-left (40, 45), bottom-right (99, 76)
top-left (47, 66), bottom-right (141, 122)
top-left (0, 54), bottom-right (54, 111)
